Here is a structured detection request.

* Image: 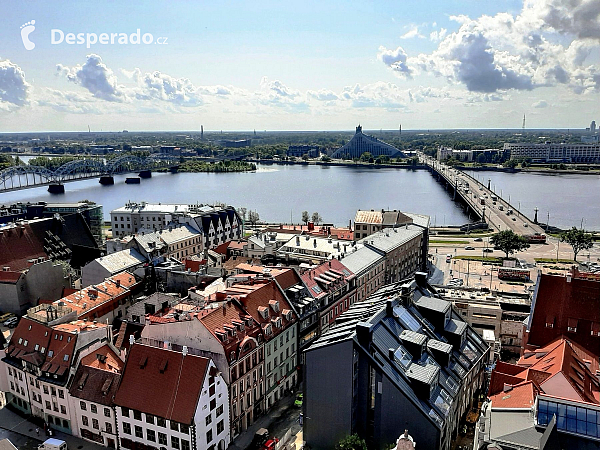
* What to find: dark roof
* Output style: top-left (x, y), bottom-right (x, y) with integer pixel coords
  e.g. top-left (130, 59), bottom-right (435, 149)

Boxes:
top-left (114, 344), bottom-right (209, 424)
top-left (415, 296), bottom-right (451, 314)
top-left (69, 365), bottom-right (121, 405)
top-left (444, 319), bottom-right (467, 335)
top-left (0, 224), bottom-right (47, 272)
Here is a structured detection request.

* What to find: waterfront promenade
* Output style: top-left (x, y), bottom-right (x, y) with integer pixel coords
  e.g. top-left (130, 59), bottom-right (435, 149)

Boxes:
top-left (419, 153), bottom-right (544, 235)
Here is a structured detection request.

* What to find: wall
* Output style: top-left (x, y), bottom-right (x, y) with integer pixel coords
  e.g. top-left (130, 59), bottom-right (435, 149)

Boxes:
top-left (264, 323), bottom-right (298, 408)
top-left (194, 360), bottom-right (230, 450)
top-left (304, 339), bottom-right (354, 450)
top-left (81, 261), bottom-right (111, 288)
top-left (26, 261), bottom-right (67, 306)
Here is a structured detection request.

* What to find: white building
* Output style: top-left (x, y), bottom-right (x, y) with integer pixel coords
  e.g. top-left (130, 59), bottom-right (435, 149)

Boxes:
top-left (114, 343), bottom-right (230, 450)
top-left (505, 142), bottom-right (600, 163)
top-left (81, 249), bottom-right (146, 288)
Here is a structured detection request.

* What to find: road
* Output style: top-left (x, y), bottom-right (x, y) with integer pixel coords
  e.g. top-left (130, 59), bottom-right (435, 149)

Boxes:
top-left (419, 153), bottom-right (544, 235)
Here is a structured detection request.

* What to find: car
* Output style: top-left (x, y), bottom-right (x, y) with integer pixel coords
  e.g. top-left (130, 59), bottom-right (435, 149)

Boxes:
top-left (512, 217), bottom-right (517, 221)
top-left (4, 317), bottom-right (18, 328)
top-left (0, 312), bottom-right (13, 322)
top-left (483, 248), bottom-right (494, 253)
top-left (295, 393), bottom-right (303, 407)
top-left (523, 223), bottom-right (528, 227)
top-left (474, 238), bottom-right (483, 242)
top-left (262, 439), bottom-right (279, 450)
top-left (464, 246), bottom-right (475, 250)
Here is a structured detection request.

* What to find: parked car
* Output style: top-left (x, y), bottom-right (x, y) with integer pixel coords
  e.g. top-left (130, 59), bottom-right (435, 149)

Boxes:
top-left (295, 393), bottom-right (303, 407)
top-left (252, 429), bottom-right (269, 449)
top-left (38, 439), bottom-right (67, 450)
top-left (483, 248), bottom-right (494, 253)
top-left (474, 238), bottom-right (483, 242)
top-left (523, 223), bottom-right (528, 227)
top-left (464, 246), bottom-right (475, 250)
top-left (263, 439), bottom-right (279, 450)
top-left (0, 312), bottom-right (14, 322)
top-left (4, 317), bottom-right (18, 328)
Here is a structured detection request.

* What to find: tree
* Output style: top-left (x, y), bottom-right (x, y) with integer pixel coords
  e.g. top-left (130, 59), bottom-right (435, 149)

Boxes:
top-left (360, 152), bottom-right (372, 162)
top-left (503, 159), bottom-right (518, 169)
top-left (311, 212), bottom-right (322, 225)
top-left (490, 230), bottom-right (530, 258)
top-left (335, 434), bottom-right (367, 450)
top-left (476, 153), bottom-right (487, 164)
top-left (302, 153), bottom-right (310, 161)
top-left (248, 210), bottom-right (260, 226)
top-left (237, 207), bottom-right (247, 222)
top-left (560, 227), bottom-right (593, 261)
top-left (302, 211), bottom-right (310, 225)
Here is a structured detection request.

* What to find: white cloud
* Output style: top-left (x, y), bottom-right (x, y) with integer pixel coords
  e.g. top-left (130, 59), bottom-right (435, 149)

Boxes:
top-left (57, 54), bottom-right (125, 102)
top-left (533, 99), bottom-right (548, 107)
top-left (341, 82), bottom-right (410, 110)
top-left (379, 0), bottom-right (600, 95)
top-left (307, 89), bottom-right (339, 101)
top-left (0, 59), bottom-right (30, 107)
top-left (377, 46), bottom-right (413, 77)
top-left (135, 71), bottom-right (204, 106)
top-left (400, 26), bottom-right (425, 39)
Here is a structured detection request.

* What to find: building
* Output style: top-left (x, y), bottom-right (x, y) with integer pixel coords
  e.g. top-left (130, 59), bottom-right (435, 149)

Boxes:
top-left (340, 246), bottom-right (386, 303)
top-left (353, 209), bottom-right (413, 241)
top-left (126, 292), bottom-right (180, 324)
top-left (477, 336), bottom-right (600, 449)
top-left (523, 270), bottom-right (600, 357)
top-left (114, 343), bottom-right (230, 450)
top-left (110, 203), bottom-right (242, 251)
top-left (277, 235), bottom-right (360, 264)
top-left (287, 145), bottom-right (320, 158)
top-left (505, 142), bottom-right (600, 163)
top-left (332, 125), bottom-right (404, 159)
top-left (0, 222), bottom-right (66, 315)
top-left (436, 147), bottom-right (506, 163)
top-left (81, 249), bottom-right (146, 288)
top-left (304, 275), bottom-right (490, 450)
top-left (359, 225), bottom-right (426, 283)
top-left (68, 345), bottom-right (123, 447)
top-left (0, 316), bottom-right (111, 433)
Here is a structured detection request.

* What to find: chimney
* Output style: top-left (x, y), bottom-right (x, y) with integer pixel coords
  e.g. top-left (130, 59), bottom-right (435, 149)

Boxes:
top-left (116, 279), bottom-right (121, 288)
top-left (415, 272), bottom-right (427, 287)
top-left (355, 322), bottom-right (373, 348)
top-left (129, 335), bottom-right (135, 345)
top-left (386, 299), bottom-right (395, 316)
top-left (566, 273), bottom-right (572, 283)
top-left (182, 345), bottom-right (188, 357)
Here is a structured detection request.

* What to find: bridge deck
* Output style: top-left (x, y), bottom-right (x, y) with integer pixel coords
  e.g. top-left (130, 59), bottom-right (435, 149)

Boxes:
top-left (420, 153), bottom-right (544, 235)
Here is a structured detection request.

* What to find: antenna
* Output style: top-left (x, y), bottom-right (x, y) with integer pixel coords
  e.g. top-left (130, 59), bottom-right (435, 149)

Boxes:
top-left (522, 114), bottom-right (526, 130)
top-left (88, 125), bottom-right (91, 133)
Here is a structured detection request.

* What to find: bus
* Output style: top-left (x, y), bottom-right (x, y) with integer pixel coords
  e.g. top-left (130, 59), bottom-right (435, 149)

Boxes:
top-left (524, 233), bottom-right (547, 244)
top-left (498, 267), bottom-right (530, 281)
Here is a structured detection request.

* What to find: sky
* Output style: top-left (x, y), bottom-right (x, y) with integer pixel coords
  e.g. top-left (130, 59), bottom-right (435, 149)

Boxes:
top-left (0, 0), bottom-right (599, 132)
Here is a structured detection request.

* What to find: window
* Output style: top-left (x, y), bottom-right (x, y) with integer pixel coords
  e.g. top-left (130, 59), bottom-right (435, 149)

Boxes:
top-left (44, 385), bottom-right (49, 394)
top-left (180, 424), bottom-right (189, 434)
top-left (82, 416), bottom-right (89, 426)
top-left (123, 422), bottom-right (131, 435)
top-left (171, 436), bottom-right (180, 449)
top-left (104, 408), bottom-right (111, 417)
top-left (80, 401), bottom-right (87, 411)
top-left (181, 440), bottom-right (190, 450)
top-left (157, 417), bottom-right (166, 428)
top-left (61, 405), bottom-right (66, 415)
top-left (90, 404), bottom-right (97, 414)
top-left (121, 407), bottom-right (130, 417)
top-left (170, 421), bottom-right (179, 432)
top-left (92, 418), bottom-right (99, 429)
top-left (46, 401), bottom-right (51, 410)
top-left (210, 399), bottom-right (216, 410)
top-left (146, 414), bottom-right (154, 425)
top-left (58, 389), bottom-right (64, 399)
top-left (206, 430), bottom-right (213, 444)
top-left (147, 429), bottom-right (156, 442)
top-left (134, 425), bottom-right (143, 438)
top-left (158, 433), bottom-right (167, 445)
top-left (216, 404), bottom-right (223, 417)
top-left (206, 414), bottom-right (212, 426)
top-left (133, 410), bottom-right (142, 421)
top-left (217, 420), bottom-right (224, 434)
top-left (105, 422), bottom-right (112, 434)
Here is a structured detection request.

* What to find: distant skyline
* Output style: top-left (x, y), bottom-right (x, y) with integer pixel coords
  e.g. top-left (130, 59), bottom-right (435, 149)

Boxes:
top-left (0, 0), bottom-right (599, 132)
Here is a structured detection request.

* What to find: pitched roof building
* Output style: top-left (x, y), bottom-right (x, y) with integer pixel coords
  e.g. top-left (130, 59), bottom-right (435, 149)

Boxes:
top-left (331, 125), bottom-right (404, 159)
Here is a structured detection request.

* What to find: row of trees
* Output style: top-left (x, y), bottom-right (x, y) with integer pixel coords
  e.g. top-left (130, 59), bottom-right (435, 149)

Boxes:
top-left (490, 228), bottom-right (594, 261)
top-left (302, 211), bottom-right (323, 225)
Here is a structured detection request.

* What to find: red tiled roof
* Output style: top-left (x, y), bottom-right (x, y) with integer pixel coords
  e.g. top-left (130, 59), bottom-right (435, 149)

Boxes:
top-left (114, 344), bottom-right (209, 424)
top-left (0, 271), bottom-right (22, 284)
top-left (301, 259), bottom-right (354, 299)
top-left (0, 224), bottom-right (47, 272)
top-left (489, 381), bottom-right (537, 409)
top-left (69, 365), bottom-right (121, 406)
top-left (6, 317), bottom-right (52, 367)
top-left (526, 273), bottom-right (600, 356)
top-left (80, 344), bottom-right (123, 373)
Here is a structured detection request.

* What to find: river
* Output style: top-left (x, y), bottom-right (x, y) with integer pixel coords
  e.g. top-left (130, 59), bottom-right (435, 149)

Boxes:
top-left (1, 161), bottom-right (598, 230)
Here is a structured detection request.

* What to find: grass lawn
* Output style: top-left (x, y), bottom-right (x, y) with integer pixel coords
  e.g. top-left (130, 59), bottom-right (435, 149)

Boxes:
top-left (534, 258), bottom-right (576, 264)
top-left (430, 240), bottom-right (470, 244)
top-left (452, 255), bottom-right (503, 264)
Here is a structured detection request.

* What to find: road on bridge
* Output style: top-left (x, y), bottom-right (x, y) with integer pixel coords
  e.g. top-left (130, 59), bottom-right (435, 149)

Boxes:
top-left (419, 153), bottom-right (544, 236)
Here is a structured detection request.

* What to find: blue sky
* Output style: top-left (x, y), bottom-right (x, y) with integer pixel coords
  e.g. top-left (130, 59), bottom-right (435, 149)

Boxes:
top-left (0, 0), bottom-right (598, 131)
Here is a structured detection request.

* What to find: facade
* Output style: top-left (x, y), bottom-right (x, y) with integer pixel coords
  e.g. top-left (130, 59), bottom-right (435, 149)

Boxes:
top-left (110, 203), bottom-right (242, 251)
top-left (359, 225), bottom-right (426, 283)
top-left (304, 275), bottom-right (490, 450)
top-left (505, 142), bottom-right (600, 163)
top-left (43, 203), bottom-right (103, 246)
top-left (287, 145), bottom-right (320, 158)
top-left (436, 147), bottom-right (506, 162)
top-left (353, 209), bottom-right (413, 241)
top-left (114, 343), bottom-right (230, 450)
top-left (277, 235), bottom-right (360, 264)
top-left (68, 345), bottom-right (123, 447)
top-left (331, 125), bottom-right (404, 159)
top-left (341, 246), bottom-right (386, 303)
top-left (0, 317), bottom-right (111, 433)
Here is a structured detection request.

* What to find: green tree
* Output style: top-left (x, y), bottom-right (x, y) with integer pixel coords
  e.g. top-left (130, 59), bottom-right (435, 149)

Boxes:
top-left (311, 212), bottom-right (322, 225)
top-left (476, 153), bottom-right (487, 164)
top-left (336, 434), bottom-right (367, 450)
top-left (503, 159), bottom-right (518, 169)
top-left (302, 211), bottom-right (310, 225)
top-left (560, 227), bottom-right (593, 261)
top-left (248, 210), bottom-right (260, 226)
top-left (321, 155), bottom-right (332, 162)
top-left (360, 152), bottom-right (372, 162)
top-left (490, 230), bottom-right (530, 258)
top-left (302, 153), bottom-right (310, 161)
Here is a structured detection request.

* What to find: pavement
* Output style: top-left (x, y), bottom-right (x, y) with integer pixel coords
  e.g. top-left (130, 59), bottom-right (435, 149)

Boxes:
top-left (0, 406), bottom-right (103, 450)
top-left (228, 392), bottom-right (303, 450)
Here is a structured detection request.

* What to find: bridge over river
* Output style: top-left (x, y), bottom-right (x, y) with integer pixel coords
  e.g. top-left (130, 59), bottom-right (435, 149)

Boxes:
top-left (419, 153), bottom-right (544, 235)
top-left (0, 154), bottom-right (178, 193)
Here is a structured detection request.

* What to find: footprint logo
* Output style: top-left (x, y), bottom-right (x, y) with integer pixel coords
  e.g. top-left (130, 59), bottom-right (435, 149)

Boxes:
top-left (20, 20), bottom-right (36, 50)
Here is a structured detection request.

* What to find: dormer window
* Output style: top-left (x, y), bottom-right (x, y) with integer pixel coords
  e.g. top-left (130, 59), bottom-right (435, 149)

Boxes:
top-left (258, 307), bottom-right (269, 320)
top-left (245, 317), bottom-right (254, 327)
top-left (264, 324), bottom-right (273, 336)
top-left (272, 317), bottom-right (282, 329)
top-left (283, 310), bottom-right (293, 321)
top-left (269, 300), bottom-right (280, 313)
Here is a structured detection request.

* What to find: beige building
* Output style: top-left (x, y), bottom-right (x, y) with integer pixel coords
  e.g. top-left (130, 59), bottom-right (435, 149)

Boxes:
top-left (353, 209), bottom-right (413, 241)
